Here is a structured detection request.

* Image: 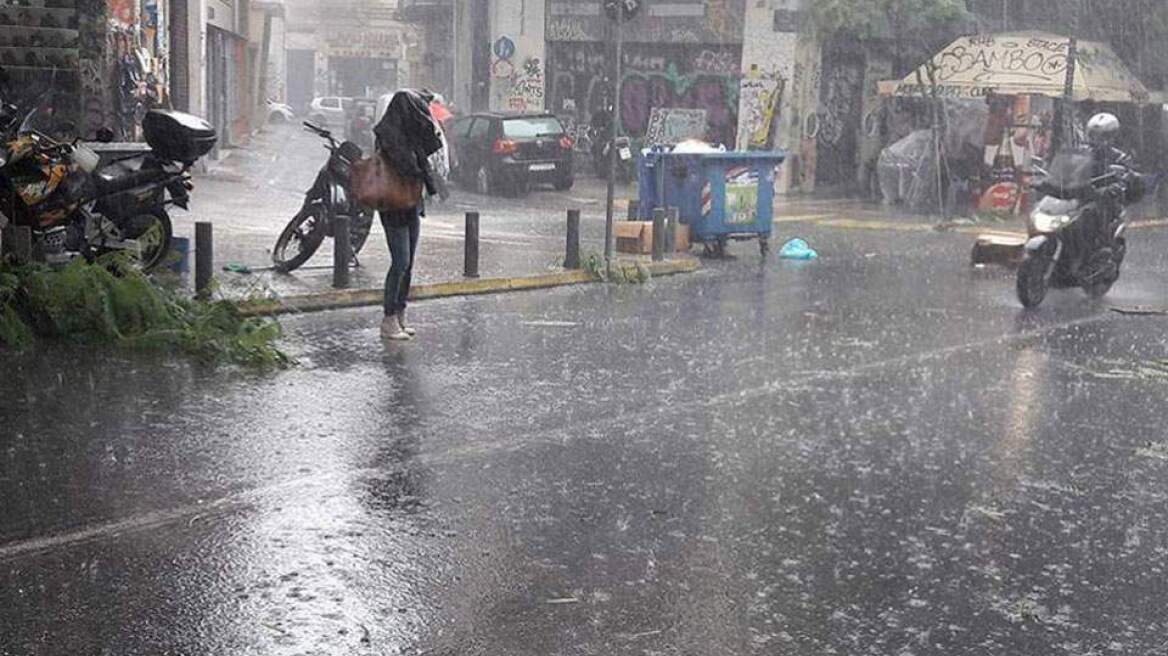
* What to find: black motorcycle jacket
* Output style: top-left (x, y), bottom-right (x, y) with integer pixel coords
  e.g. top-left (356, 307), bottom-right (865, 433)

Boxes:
top-left (1091, 145), bottom-right (1145, 205)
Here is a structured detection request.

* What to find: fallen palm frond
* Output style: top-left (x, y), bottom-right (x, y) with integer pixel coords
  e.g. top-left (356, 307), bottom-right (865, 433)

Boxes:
top-left (0, 255), bottom-right (291, 368)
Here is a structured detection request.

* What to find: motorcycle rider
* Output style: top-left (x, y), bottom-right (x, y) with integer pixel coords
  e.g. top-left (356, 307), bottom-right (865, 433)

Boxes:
top-left (1079, 113), bottom-right (1144, 261)
top-left (1084, 112), bottom-right (1143, 203)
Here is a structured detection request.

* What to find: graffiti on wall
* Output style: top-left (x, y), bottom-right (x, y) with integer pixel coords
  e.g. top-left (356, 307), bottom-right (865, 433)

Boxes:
top-left (545, 0), bottom-right (745, 44)
top-left (620, 68), bottom-right (737, 145)
top-left (692, 48), bottom-right (739, 76)
top-left (548, 42), bottom-right (742, 147)
top-left (737, 76), bottom-right (783, 150)
top-left (507, 57), bottom-right (545, 111)
top-left (547, 17), bottom-right (592, 41)
top-left (493, 56), bottom-right (545, 112)
top-left (489, 34), bottom-right (544, 112)
top-left (79, 57), bottom-right (111, 136)
top-left (817, 64), bottom-right (863, 147)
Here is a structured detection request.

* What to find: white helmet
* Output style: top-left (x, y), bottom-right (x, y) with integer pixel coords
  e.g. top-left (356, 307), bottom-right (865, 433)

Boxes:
top-left (1086, 112), bottom-right (1120, 147)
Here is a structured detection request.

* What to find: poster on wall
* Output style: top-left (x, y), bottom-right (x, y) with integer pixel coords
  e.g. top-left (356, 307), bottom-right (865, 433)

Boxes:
top-left (645, 108), bottom-right (707, 145)
top-left (737, 77), bottom-right (781, 149)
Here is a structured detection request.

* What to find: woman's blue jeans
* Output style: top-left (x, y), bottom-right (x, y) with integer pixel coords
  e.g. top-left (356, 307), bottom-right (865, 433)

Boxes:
top-left (381, 208), bottom-right (420, 316)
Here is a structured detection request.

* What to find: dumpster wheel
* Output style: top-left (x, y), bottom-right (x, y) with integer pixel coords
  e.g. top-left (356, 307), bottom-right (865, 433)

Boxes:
top-left (701, 237), bottom-right (728, 259)
top-left (759, 236), bottom-right (769, 256)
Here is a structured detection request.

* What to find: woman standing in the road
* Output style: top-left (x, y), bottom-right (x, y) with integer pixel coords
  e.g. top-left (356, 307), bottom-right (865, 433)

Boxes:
top-left (373, 89), bottom-right (447, 341)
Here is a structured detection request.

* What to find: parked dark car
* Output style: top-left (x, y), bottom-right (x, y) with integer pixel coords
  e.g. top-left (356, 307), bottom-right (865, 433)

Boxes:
top-left (449, 112), bottom-right (574, 195)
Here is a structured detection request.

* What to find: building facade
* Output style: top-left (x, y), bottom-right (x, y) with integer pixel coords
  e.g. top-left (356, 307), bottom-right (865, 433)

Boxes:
top-left (448, 0), bottom-right (830, 190)
top-left (282, 0), bottom-right (424, 110)
top-left (0, 0), bottom-right (173, 139)
top-left (439, 0), bottom-right (1164, 196)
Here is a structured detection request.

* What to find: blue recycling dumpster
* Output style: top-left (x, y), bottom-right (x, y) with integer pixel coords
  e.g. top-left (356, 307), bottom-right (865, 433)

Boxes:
top-left (638, 150), bottom-right (786, 255)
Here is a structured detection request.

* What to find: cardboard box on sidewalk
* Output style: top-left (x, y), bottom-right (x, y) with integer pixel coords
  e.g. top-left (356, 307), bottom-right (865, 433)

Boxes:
top-left (614, 221), bottom-right (690, 255)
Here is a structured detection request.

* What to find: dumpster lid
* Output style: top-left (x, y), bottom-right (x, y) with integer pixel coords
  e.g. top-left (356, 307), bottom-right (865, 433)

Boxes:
top-left (664, 149), bottom-right (786, 163)
top-left (695, 150), bottom-right (786, 161)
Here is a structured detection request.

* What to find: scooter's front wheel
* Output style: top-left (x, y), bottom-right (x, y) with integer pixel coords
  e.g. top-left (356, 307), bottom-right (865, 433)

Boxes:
top-left (1017, 249), bottom-right (1053, 308)
top-left (273, 205), bottom-right (327, 273)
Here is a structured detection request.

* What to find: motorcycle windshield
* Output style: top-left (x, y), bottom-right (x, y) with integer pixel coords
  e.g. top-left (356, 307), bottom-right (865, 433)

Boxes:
top-left (1037, 147), bottom-right (1097, 199)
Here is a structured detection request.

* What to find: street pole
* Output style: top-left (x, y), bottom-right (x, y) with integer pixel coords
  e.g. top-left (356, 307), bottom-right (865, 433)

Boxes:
top-left (603, 4), bottom-right (624, 268)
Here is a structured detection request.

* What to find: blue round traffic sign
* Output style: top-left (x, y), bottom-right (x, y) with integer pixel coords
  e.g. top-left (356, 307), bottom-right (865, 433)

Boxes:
top-left (493, 36), bottom-right (516, 60)
top-left (603, 0), bottom-right (642, 21)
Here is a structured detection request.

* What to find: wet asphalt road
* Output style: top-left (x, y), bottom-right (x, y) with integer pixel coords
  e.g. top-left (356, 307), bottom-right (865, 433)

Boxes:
top-left (6, 223), bottom-right (1168, 654)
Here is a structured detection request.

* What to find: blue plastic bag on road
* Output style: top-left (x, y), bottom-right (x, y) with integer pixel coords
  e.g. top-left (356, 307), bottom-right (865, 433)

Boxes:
top-left (779, 238), bottom-right (818, 260)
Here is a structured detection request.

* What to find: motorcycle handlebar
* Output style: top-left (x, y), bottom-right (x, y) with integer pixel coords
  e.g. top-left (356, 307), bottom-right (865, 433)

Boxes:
top-left (303, 121), bottom-right (337, 147)
top-left (303, 121), bottom-right (329, 136)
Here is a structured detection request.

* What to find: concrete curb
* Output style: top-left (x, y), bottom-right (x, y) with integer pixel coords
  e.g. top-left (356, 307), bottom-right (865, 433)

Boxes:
top-left (235, 258), bottom-right (700, 317)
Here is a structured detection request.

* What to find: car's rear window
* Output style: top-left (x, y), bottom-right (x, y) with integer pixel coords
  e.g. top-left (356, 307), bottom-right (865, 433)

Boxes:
top-left (502, 117), bottom-right (564, 139)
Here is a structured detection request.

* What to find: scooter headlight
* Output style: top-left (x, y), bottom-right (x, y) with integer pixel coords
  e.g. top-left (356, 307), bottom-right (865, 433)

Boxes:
top-left (1030, 197), bottom-right (1079, 233)
top-left (1031, 211), bottom-right (1071, 233)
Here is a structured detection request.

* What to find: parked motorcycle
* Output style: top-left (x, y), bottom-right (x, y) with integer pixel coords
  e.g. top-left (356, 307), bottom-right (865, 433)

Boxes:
top-left (593, 134), bottom-right (634, 182)
top-left (588, 106), bottom-right (633, 182)
top-left (0, 101), bottom-right (215, 272)
top-left (271, 122), bottom-right (373, 272)
top-left (1016, 147), bottom-right (1144, 308)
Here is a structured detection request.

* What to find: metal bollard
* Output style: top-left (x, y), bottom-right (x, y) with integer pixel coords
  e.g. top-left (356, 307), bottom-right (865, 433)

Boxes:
top-left (464, 211), bottom-right (480, 278)
top-left (194, 221), bottom-right (213, 299)
top-left (564, 209), bottom-right (581, 269)
top-left (627, 199), bottom-right (640, 221)
top-left (666, 207), bottom-right (679, 255)
top-left (333, 215), bottom-right (351, 289)
top-left (651, 207), bottom-right (665, 262)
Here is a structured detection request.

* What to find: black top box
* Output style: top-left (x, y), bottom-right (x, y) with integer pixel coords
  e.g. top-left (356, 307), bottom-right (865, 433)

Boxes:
top-left (143, 110), bottom-right (217, 164)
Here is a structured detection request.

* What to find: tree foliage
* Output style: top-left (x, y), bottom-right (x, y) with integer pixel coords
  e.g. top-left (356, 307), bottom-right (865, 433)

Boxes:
top-left (809, 0), bottom-right (971, 43)
top-left (809, 0), bottom-right (973, 72)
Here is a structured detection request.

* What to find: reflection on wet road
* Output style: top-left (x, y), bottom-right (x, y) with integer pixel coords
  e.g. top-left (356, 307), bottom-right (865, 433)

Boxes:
top-left (5, 225), bottom-right (1168, 654)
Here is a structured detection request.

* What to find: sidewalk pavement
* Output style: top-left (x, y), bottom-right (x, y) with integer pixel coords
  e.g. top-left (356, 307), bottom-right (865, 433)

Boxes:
top-left (179, 127), bottom-right (635, 301)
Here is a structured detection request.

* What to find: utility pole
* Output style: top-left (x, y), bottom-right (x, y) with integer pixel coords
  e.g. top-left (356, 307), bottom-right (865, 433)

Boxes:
top-left (603, 5), bottom-right (624, 267)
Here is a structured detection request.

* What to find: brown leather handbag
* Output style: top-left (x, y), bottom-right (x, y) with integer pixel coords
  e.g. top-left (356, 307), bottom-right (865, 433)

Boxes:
top-left (351, 153), bottom-right (423, 211)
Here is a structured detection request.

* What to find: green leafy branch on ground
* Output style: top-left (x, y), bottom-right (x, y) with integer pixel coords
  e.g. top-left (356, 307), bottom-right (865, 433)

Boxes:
top-left (582, 253), bottom-right (652, 285)
top-left (0, 256), bottom-right (291, 368)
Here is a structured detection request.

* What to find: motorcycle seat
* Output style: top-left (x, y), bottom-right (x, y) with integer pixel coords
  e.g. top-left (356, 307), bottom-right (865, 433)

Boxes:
top-left (94, 156), bottom-right (166, 195)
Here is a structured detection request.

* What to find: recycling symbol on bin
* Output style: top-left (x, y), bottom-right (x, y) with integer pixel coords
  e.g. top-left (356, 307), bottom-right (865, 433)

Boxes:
top-left (603, 0), bottom-right (642, 21)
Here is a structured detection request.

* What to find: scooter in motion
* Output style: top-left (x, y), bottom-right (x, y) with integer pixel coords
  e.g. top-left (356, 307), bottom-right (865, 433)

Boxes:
top-left (1016, 147), bottom-right (1144, 308)
top-left (272, 122), bottom-right (374, 273)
